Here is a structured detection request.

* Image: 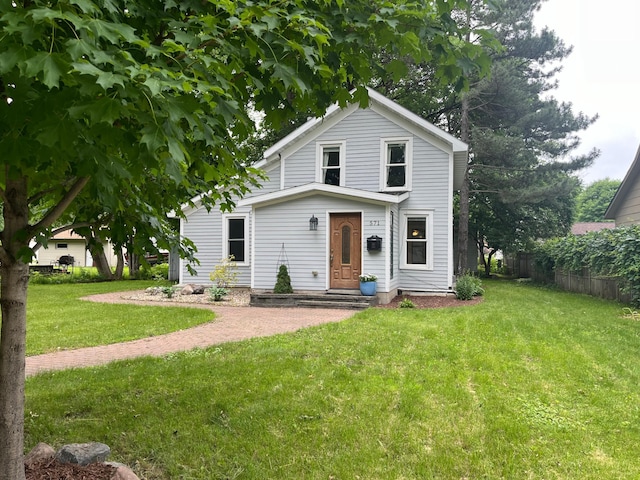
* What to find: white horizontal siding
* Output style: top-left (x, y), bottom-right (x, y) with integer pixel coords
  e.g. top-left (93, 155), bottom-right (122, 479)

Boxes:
top-left (180, 206), bottom-right (251, 286)
top-left (253, 195), bottom-right (388, 291)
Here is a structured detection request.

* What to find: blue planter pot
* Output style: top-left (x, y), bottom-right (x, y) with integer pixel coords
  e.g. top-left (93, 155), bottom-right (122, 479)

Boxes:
top-left (359, 281), bottom-right (377, 296)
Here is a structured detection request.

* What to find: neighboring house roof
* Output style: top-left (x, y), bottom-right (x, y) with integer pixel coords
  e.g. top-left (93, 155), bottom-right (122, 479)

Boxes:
top-left (605, 144), bottom-right (640, 220)
top-left (571, 222), bottom-right (616, 235)
top-left (259, 87), bottom-right (469, 190)
top-left (49, 230), bottom-right (86, 241)
top-left (238, 182), bottom-right (410, 208)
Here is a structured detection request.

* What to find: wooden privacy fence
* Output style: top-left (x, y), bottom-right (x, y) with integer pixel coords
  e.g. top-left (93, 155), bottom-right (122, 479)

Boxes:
top-left (554, 269), bottom-right (631, 303)
top-left (505, 252), bottom-right (631, 303)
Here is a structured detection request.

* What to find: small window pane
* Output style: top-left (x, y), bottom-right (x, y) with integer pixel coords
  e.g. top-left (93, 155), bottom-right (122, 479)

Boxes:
top-left (228, 219), bottom-right (244, 239)
top-left (341, 226), bottom-right (351, 264)
top-left (387, 166), bottom-right (405, 187)
top-left (407, 218), bottom-right (426, 239)
top-left (229, 240), bottom-right (245, 262)
top-left (324, 149), bottom-right (340, 167)
top-left (324, 168), bottom-right (340, 186)
top-left (388, 144), bottom-right (405, 164)
top-left (407, 242), bottom-right (426, 265)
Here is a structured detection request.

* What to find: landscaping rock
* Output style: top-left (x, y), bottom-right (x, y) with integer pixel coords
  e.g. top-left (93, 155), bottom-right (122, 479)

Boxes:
top-left (181, 284), bottom-right (205, 295)
top-left (55, 442), bottom-right (111, 466)
top-left (24, 442), bottom-right (55, 467)
top-left (111, 465), bottom-right (141, 480)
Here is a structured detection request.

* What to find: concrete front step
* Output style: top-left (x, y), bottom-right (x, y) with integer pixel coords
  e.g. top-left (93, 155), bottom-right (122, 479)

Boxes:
top-left (250, 292), bottom-right (378, 309)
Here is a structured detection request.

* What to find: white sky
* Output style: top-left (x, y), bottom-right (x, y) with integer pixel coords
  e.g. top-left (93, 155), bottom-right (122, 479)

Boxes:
top-left (534, 0), bottom-right (640, 185)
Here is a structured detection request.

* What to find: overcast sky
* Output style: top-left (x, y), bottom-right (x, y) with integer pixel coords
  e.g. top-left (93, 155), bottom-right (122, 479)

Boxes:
top-left (534, 0), bottom-right (640, 185)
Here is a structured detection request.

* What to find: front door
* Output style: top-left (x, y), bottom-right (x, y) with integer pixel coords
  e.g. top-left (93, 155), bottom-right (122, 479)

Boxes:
top-left (330, 213), bottom-right (362, 289)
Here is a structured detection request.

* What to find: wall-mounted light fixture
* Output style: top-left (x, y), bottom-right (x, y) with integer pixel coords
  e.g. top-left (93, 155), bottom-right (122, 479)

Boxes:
top-left (309, 214), bottom-right (318, 231)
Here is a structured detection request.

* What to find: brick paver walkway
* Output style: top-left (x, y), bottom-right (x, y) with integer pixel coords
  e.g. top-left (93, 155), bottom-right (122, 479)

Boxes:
top-left (26, 296), bottom-right (356, 377)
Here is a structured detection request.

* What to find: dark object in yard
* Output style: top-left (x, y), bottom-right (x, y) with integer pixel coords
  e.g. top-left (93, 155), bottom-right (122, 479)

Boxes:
top-left (58, 255), bottom-right (75, 266)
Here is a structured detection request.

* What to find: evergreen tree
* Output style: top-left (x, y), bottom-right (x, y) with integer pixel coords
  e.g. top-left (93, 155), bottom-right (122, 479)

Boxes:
top-left (374, 0), bottom-right (598, 274)
top-left (274, 264), bottom-right (294, 294)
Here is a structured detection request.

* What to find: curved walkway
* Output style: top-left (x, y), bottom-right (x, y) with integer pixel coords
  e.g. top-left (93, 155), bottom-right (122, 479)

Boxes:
top-left (25, 294), bottom-right (357, 377)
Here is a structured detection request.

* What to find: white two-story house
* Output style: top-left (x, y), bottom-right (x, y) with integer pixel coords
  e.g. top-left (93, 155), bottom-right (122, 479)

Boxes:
top-left (177, 88), bottom-right (467, 304)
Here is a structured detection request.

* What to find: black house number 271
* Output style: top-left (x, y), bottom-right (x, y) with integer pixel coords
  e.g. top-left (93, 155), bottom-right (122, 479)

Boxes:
top-left (369, 220), bottom-right (380, 226)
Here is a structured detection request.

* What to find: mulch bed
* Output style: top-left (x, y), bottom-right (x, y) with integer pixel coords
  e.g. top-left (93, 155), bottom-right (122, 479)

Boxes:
top-left (379, 294), bottom-right (483, 309)
top-left (25, 458), bottom-right (116, 480)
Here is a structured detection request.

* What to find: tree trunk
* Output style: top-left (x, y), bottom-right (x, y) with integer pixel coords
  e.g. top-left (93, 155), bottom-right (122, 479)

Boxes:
top-left (456, 93), bottom-right (471, 275)
top-left (91, 247), bottom-right (114, 280)
top-left (114, 246), bottom-right (125, 280)
top-left (455, 5), bottom-right (472, 276)
top-left (88, 230), bottom-right (114, 280)
top-left (0, 176), bottom-right (30, 480)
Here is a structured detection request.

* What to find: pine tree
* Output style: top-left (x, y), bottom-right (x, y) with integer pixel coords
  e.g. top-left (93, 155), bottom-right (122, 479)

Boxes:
top-left (374, 0), bottom-right (598, 273)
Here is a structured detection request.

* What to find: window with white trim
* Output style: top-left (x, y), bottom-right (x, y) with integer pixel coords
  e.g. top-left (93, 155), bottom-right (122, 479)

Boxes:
top-left (400, 210), bottom-right (433, 270)
top-left (381, 137), bottom-right (412, 191)
top-left (223, 215), bottom-right (248, 264)
top-left (316, 141), bottom-right (346, 186)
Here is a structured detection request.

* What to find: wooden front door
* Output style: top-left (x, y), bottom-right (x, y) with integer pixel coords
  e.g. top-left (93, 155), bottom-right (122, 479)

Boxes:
top-left (330, 213), bottom-right (362, 289)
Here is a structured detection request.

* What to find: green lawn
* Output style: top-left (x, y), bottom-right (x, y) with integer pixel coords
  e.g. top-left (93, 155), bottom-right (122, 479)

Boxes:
top-left (25, 280), bottom-right (640, 479)
top-left (26, 281), bottom-right (215, 355)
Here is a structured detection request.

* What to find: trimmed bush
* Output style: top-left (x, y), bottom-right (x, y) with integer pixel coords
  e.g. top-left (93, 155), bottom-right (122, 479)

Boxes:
top-left (274, 264), bottom-right (293, 294)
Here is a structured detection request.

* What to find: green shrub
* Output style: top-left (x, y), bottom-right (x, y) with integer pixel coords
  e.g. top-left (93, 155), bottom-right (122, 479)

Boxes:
top-left (536, 225), bottom-right (640, 305)
top-left (455, 274), bottom-right (484, 300)
top-left (274, 264), bottom-right (293, 294)
top-left (399, 298), bottom-right (415, 308)
top-left (209, 256), bottom-right (239, 289)
top-left (29, 267), bottom-right (110, 284)
top-left (137, 263), bottom-right (169, 280)
top-left (209, 287), bottom-right (228, 302)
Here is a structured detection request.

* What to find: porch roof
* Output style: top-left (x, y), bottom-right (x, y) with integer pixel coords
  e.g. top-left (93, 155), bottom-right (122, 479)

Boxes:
top-left (238, 183), bottom-right (409, 208)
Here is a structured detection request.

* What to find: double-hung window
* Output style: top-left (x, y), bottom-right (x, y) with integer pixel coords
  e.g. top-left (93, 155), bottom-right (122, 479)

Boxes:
top-left (316, 141), bottom-right (346, 186)
top-left (400, 210), bottom-right (433, 270)
top-left (223, 215), bottom-right (248, 264)
top-left (380, 137), bottom-right (412, 191)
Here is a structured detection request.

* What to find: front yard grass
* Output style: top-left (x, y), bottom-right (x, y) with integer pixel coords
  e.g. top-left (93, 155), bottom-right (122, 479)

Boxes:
top-left (26, 281), bottom-right (215, 355)
top-left (25, 280), bottom-right (640, 479)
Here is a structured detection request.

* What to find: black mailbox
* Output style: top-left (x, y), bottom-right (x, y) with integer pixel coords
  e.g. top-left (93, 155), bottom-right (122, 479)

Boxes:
top-left (366, 235), bottom-right (382, 251)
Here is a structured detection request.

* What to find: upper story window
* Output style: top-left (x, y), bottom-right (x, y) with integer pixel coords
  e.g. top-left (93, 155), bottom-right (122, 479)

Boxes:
top-left (223, 214), bottom-right (249, 265)
top-left (316, 141), bottom-right (346, 186)
top-left (380, 137), bottom-right (413, 191)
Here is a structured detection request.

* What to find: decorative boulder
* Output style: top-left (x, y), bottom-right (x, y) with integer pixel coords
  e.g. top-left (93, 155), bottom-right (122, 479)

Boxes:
top-left (55, 442), bottom-right (111, 466)
top-left (112, 465), bottom-right (141, 480)
top-left (181, 284), bottom-right (205, 295)
top-left (24, 442), bottom-right (55, 467)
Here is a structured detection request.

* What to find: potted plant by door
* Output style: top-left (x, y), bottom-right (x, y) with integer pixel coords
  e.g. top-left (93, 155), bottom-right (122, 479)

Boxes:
top-left (359, 273), bottom-right (378, 296)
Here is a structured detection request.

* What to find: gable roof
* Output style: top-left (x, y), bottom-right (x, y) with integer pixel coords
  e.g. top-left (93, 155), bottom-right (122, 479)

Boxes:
top-left (259, 88), bottom-right (468, 189)
top-left (605, 144), bottom-right (640, 220)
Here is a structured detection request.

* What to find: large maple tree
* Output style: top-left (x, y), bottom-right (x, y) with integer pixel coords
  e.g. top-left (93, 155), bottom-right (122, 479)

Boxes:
top-left (0, 1), bottom-right (488, 477)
